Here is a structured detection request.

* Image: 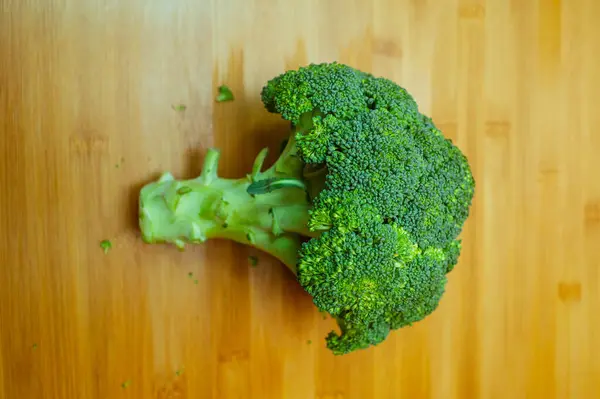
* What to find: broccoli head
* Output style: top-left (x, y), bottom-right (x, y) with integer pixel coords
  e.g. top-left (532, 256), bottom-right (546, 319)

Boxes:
top-left (138, 62), bottom-right (475, 355)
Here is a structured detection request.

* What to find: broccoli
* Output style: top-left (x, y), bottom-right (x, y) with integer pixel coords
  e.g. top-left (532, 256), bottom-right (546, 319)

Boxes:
top-left (138, 62), bottom-right (475, 355)
top-left (216, 85), bottom-right (234, 102)
top-left (100, 239), bottom-right (112, 254)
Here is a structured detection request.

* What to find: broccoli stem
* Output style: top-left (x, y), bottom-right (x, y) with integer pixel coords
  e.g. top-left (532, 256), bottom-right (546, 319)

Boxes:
top-left (139, 142), bottom-right (318, 274)
top-left (264, 131), bottom-right (305, 179)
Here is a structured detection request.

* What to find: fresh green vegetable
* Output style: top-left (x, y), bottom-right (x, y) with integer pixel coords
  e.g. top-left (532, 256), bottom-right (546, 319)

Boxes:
top-left (138, 62), bottom-right (475, 355)
top-left (100, 240), bottom-right (112, 254)
top-left (216, 85), bottom-right (234, 102)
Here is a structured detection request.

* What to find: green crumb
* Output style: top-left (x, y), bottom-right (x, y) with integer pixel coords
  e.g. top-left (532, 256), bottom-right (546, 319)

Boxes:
top-left (100, 240), bottom-right (112, 254)
top-left (121, 380), bottom-right (131, 389)
top-left (307, 340), bottom-right (312, 345)
top-left (32, 343), bottom-right (38, 350)
top-left (188, 272), bottom-right (198, 284)
top-left (248, 256), bottom-right (259, 267)
top-left (115, 164), bottom-right (120, 168)
top-left (216, 85), bottom-right (234, 102)
top-left (172, 104), bottom-right (187, 111)
top-left (175, 367), bottom-right (185, 377)
top-left (177, 186), bottom-right (192, 195)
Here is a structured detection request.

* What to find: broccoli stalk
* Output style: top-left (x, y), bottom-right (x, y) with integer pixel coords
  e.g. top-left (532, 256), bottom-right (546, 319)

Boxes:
top-left (139, 135), bottom-right (320, 273)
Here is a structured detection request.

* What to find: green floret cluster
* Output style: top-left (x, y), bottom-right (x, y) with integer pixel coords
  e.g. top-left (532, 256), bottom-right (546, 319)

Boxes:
top-left (139, 62), bottom-right (475, 355)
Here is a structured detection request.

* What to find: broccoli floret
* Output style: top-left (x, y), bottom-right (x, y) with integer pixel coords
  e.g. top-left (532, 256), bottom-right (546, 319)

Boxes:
top-left (138, 62), bottom-right (475, 355)
top-left (100, 239), bottom-right (112, 254)
top-left (216, 85), bottom-right (234, 102)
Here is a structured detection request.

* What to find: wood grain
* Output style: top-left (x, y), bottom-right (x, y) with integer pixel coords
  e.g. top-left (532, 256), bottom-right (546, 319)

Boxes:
top-left (1, 0), bottom-right (599, 398)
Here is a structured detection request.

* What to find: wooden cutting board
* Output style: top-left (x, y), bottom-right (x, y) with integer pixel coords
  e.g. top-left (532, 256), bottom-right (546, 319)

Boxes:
top-left (1, 1), bottom-right (599, 398)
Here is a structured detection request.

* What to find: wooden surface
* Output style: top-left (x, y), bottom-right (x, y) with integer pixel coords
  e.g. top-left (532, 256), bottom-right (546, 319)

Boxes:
top-left (1, 1), bottom-right (600, 398)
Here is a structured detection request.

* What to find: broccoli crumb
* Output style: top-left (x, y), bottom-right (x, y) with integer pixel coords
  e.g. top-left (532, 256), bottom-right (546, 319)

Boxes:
top-left (216, 85), bottom-right (234, 102)
top-left (188, 272), bottom-right (198, 284)
top-left (121, 380), bottom-right (131, 389)
top-left (172, 104), bottom-right (187, 111)
top-left (32, 343), bottom-right (38, 350)
top-left (248, 256), bottom-right (259, 267)
top-left (100, 240), bottom-right (112, 254)
top-left (175, 367), bottom-right (185, 376)
top-left (307, 340), bottom-right (312, 345)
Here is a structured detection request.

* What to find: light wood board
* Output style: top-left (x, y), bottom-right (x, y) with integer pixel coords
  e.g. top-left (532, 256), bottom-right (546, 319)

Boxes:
top-left (1, 1), bottom-right (600, 398)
